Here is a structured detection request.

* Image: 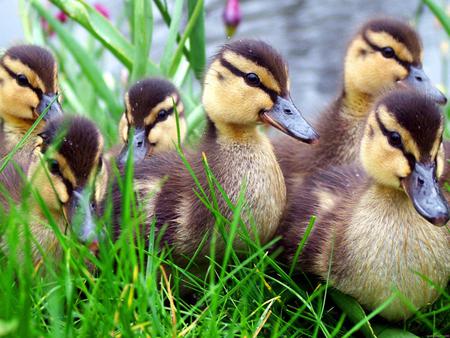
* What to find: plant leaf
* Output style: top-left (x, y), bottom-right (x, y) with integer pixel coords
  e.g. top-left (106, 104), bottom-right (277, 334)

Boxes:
top-left (32, 0), bottom-right (122, 116)
top-left (168, 0), bottom-right (204, 77)
top-left (372, 324), bottom-right (419, 338)
top-left (130, 0), bottom-right (153, 82)
top-left (187, 0), bottom-right (206, 79)
top-left (330, 289), bottom-right (376, 338)
top-left (49, 0), bottom-right (159, 74)
top-left (160, 0), bottom-right (184, 75)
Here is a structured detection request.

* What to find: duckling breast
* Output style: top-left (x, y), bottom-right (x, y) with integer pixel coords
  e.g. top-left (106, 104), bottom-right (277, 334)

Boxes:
top-left (333, 186), bottom-right (449, 321)
top-left (214, 137), bottom-right (286, 245)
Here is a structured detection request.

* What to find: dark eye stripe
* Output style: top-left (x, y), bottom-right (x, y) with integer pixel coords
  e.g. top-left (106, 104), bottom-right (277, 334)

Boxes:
top-left (362, 32), bottom-right (411, 70)
top-left (0, 61), bottom-right (43, 99)
top-left (375, 112), bottom-right (415, 169)
top-left (219, 57), bottom-right (279, 102)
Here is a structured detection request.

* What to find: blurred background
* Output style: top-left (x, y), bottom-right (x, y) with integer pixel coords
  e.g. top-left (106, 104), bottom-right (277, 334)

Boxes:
top-left (1, 0), bottom-right (448, 118)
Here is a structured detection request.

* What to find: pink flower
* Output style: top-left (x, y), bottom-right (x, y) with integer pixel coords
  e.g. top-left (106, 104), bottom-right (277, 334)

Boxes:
top-left (94, 3), bottom-right (110, 19)
top-left (223, 0), bottom-right (241, 38)
top-left (56, 10), bottom-right (68, 23)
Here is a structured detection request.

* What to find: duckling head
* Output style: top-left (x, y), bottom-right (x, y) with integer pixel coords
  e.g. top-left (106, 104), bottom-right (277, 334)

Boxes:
top-left (344, 18), bottom-right (446, 108)
top-left (0, 45), bottom-right (63, 132)
top-left (29, 116), bottom-right (107, 243)
top-left (202, 39), bottom-right (318, 143)
top-left (117, 78), bottom-right (186, 164)
top-left (360, 89), bottom-right (449, 226)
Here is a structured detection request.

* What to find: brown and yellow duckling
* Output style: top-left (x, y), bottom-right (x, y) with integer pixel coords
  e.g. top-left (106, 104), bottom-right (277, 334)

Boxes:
top-left (117, 78), bottom-right (187, 164)
top-left (99, 39), bottom-right (318, 259)
top-left (1, 116), bottom-right (107, 261)
top-left (0, 44), bottom-right (63, 158)
top-left (274, 18), bottom-right (446, 186)
top-left (279, 90), bottom-right (449, 321)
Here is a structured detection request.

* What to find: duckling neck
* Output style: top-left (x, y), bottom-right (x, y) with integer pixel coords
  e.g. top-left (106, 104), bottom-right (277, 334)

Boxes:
top-left (209, 118), bottom-right (263, 145)
top-left (341, 83), bottom-right (374, 118)
top-left (203, 117), bottom-right (286, 244)
top-left (0, 117), bottom-right (37, 147)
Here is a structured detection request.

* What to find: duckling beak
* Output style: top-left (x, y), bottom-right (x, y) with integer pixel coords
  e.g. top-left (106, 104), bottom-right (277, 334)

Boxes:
top-left (398, 66), bottom-right (447, 105)
top-left (71, 189), bottom-right (100, 249)
top-left (401, 162), bottom-right (449, 226)
top-left (37, 94), bottom-right (63, 121)
top-left (118, 128), bottom-right (151, 165)
top-left (261, 96), bottom-right (319, 144)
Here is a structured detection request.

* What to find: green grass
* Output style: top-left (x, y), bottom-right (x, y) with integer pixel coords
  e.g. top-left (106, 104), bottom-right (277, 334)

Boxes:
top-left (0, 0), bottom-right (449, 337)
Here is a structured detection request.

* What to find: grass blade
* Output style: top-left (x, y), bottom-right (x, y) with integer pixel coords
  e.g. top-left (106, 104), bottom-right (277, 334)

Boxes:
top-left (168, 0), bottom-right (204, 77)
top-left (49, 0), bottom-right (159, 74)
top-left (32, 0), bottom-right (122, 116)
top-left (422, 0), bottom-right (450, 35)
top-left (187, 0), bottom-right (206, 79)
top-left (130, 0), bottom-right (153, 82)
top-left (160, 0), bottom-right (184, 75)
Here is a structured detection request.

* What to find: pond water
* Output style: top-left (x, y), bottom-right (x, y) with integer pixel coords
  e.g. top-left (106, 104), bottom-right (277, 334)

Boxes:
top-left (1, 0), bottom-right (448, 118)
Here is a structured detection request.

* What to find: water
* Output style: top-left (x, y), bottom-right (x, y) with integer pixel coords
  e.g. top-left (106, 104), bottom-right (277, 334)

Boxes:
top-left (1, 0), bottom-right (448, 118)
top-left (152, 0), bottom-right (448, 117)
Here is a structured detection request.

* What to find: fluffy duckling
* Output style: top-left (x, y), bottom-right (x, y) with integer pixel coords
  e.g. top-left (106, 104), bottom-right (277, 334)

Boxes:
top-left (274, 18), bottom-right (446, 185)
top-left (0, 45), bottom-right (63, 157)
top-left (0, 116), bottom-right (107, 261)
top-left (117, 78), bottom-right (187, 164)
top-left (279, 90), bottom-right (449, 321)
top-left (104, 39), bottom-right (318, 259)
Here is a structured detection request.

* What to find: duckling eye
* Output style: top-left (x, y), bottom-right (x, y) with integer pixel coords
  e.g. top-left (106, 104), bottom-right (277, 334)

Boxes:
top-left (48, 159), bottom-right (61, 175)
top-left (16, 74), bottom-right (30, 87)
top-left (388, 131), bottom-right (402, 148)
top-left (157, 109), bottom-right (168, 121)
top-left (381, 47), bottom-right (395, 59)
top-left (245, 73), bottom-right (260, 86)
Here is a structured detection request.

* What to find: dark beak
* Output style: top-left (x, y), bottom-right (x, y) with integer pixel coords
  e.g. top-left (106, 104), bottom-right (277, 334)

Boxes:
top-left (399, 66), bottom-right (447, 105)
top-left (71, 189), bottom-right (99, 248)
top-left (37, 93), bottom-right (63, 121)
top-left (401, 162), bottom-right (450, 226)
top-left (117, 127), bottom-right (151, 165)
top-left (260, 96), bottom-right (319, 144)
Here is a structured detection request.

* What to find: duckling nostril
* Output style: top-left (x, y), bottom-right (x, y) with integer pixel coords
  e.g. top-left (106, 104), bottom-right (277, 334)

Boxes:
top-left (415, 76), bottom-right (423, 82)
top-left (418, 177), bottom-right (425, 186)
top-left (284, 108), bottom-right (293, 115)
top-left (137, 141), bottom-right (144, 148)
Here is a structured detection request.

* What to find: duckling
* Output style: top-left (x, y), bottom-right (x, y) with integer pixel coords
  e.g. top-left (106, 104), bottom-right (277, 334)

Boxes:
top-left (0, 44), bottom-right (63, 158)
top-left (279, 89), bottom-right (449, 321)
top-left (0, 116), bottom-right (107, 261)
top-left (274, 18), bottom-right (447, 186)
top-left (117, 77), bottom-right (187, 164)
top-left (104, 39), bottom-right (318, 260)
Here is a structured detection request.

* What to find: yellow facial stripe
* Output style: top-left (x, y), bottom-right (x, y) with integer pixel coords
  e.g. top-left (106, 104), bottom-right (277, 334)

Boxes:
top-left (430, 124), bottom-right (443, 159)
top-left (366, 31), bottom-right (414, 64)
top-left (222, 50), bottom-right (282, 94)
top-left (436, 143), bottom-right (445, 178)
top-left (54, 153), bottom-right (77, 187)
top-left (53, 61), bottom-right (58, 93)
top-left (95, 164), bottom-right (108, 203)
top-left (3, 56), bottom-right (46, 92)
top-left (144, 94), bottom-right (179, 126)
top-left (377, 105), bottom-right (420, 159)
top-left (118, 114), bottom-right (128, 143)
top-left (125, 92), bottom-right (133, 124)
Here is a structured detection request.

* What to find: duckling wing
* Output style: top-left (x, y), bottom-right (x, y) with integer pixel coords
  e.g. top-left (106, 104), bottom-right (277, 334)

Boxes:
top-left (0, 158), bottom-right (29, 214)
top-left (439, 140), bottom-right (450, 202)
top-left (278, 164), bottom-right (367, 273)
